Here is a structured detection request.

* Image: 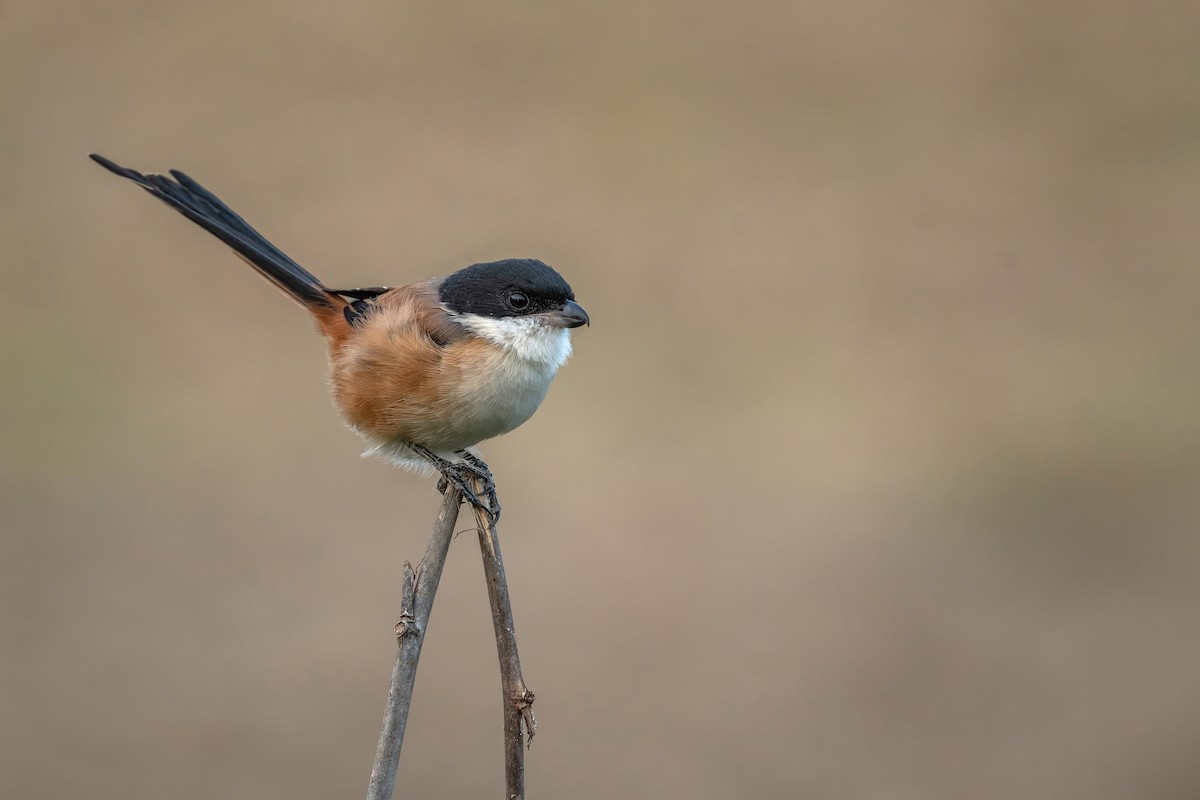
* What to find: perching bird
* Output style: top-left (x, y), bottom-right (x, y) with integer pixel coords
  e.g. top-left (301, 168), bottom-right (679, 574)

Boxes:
top-left (90, 154), bottom-right (588, 523)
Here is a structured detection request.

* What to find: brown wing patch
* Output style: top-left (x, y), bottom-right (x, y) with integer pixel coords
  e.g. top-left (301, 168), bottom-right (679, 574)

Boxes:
top-left (326, 283), bottom-right (470, 444)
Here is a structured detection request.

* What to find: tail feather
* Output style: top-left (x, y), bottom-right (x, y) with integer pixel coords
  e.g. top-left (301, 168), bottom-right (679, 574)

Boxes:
top-left (89, 153), bottom-right (340, 312)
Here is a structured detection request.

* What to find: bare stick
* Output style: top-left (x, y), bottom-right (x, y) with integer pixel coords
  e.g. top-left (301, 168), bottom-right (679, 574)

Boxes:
top-left (365, 488), bottom-right (463, 800)
top-left (470, 477), bottom-right (536, 800)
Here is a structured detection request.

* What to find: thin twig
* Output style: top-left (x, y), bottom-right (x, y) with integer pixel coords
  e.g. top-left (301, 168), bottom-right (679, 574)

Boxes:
top-left (471, 477), bottom-right (536, 800)
top-left (365, 488), bottom-right (463, 800)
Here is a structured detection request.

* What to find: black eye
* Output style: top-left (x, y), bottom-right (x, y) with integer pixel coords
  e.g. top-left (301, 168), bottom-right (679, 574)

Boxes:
top-left (507, 291), bottom-right (530, 310)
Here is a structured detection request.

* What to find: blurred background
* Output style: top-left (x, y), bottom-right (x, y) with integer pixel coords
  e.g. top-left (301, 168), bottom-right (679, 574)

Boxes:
top-left (4, 1), bottom-right (1200, 797)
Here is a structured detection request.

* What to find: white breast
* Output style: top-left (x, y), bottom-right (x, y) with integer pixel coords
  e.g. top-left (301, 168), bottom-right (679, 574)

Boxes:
top-left (452, 313), bottom-right (573, 441)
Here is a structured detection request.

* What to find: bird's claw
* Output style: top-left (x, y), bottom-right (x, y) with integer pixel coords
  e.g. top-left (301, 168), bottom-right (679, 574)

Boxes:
top-left (413, 445), bottom-right (500, 525)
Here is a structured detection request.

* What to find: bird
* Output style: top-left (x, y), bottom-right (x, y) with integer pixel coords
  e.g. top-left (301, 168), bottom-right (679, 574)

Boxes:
top-left (89, 154), bottom-right (588, 524)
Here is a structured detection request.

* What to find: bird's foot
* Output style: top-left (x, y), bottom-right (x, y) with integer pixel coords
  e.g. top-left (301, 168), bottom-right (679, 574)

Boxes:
top-left (411, 445), bottom-right (500, 525)
top-left (455, 451), bottom-right (501, 525)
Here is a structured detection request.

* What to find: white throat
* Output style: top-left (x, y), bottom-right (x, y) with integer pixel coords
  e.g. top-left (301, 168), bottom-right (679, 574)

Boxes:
top-left (453, 313), bottom-right (574, 369)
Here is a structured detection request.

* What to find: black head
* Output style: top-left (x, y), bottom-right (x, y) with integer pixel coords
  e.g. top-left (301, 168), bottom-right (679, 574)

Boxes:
top-left (439, 258), bottom-right (575, 319)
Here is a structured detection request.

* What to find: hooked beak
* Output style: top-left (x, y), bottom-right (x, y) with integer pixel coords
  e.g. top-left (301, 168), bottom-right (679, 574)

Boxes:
top-left (544, 299), bottom-right (590, 329)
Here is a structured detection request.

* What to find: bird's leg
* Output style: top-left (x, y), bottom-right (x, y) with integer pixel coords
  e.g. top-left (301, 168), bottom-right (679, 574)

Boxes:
top-left (457, 451), bottom-right (501, 524)
top-left (409, 444), bottom-right (500, 525)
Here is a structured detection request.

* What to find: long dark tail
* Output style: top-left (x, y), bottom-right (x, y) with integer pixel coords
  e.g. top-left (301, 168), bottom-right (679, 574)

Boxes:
top-left (89, 154), bottom-right (342, 314)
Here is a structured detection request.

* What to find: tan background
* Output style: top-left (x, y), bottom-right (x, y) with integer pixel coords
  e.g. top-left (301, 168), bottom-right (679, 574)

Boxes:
top-left (4, 2), bottom-right (1200, 798)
